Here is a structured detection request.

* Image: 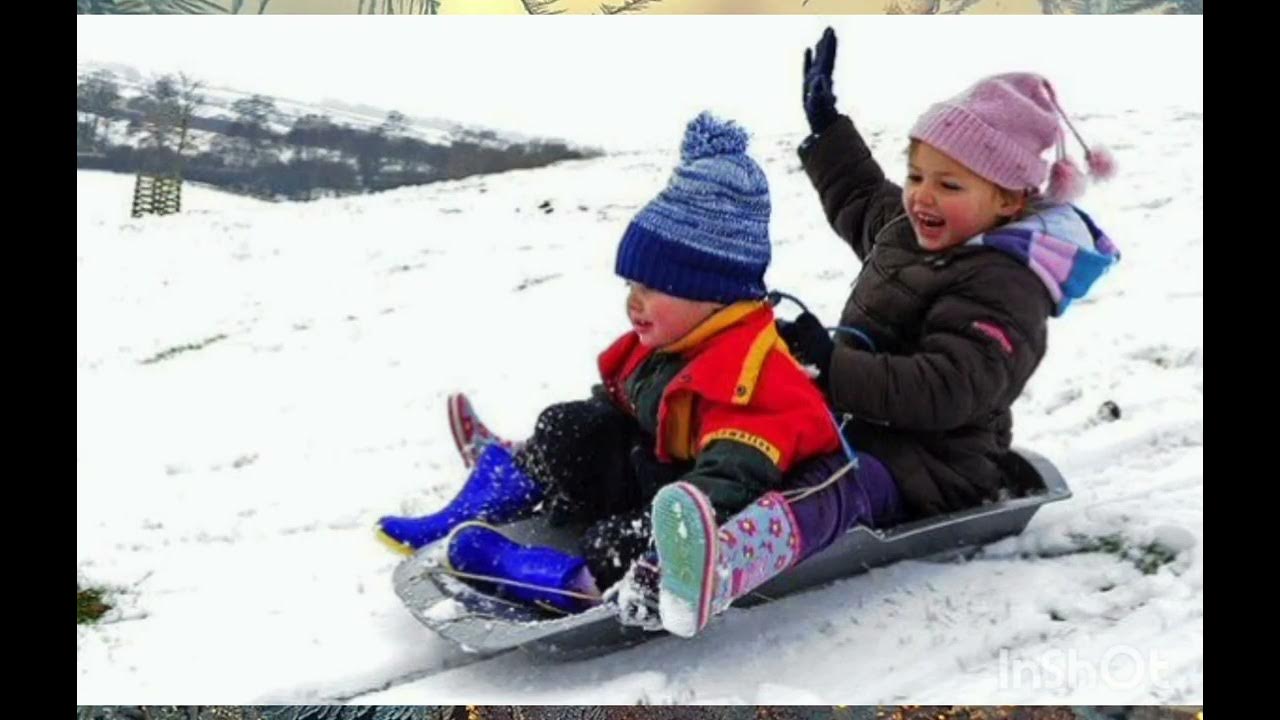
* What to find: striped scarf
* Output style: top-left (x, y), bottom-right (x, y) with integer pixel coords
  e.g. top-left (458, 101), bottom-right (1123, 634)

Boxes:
top-left (967, 202), bottom-right (1120, 316)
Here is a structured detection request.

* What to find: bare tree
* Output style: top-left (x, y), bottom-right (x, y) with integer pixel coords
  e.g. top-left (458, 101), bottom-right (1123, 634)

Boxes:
top-left (173, 72), bottom-right (205, 162)
top-left (129, 75), bottom-right (182, 159)
top-left (124, 73), bottom-right (203, 174)
top-left (77, 69), bottom-right (121, 149)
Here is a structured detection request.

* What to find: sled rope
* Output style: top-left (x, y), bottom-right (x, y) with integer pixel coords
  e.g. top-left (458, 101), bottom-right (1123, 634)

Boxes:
top-left (425, 566), bottom-right (601, 602)
top-left (830, 412), bottom-right (861, 468)
top-left (781, 459), bottom-right (858, 503)
top-left (767, 289), bottom-right (877, 350)
top-left (432, 577), bottom-right (547, 613)
top-left (768, 289), bottom-right (868, 468)
top-left (832, 325), bottom-right (876, 351)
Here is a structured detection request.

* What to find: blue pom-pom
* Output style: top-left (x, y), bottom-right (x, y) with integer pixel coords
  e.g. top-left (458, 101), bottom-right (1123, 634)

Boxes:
top-left (680, 111), bottom-right (749, 162)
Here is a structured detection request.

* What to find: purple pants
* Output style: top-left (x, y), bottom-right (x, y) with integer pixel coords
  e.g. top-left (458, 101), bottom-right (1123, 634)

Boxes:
top-left (783, 452), bottom-right (904, 563)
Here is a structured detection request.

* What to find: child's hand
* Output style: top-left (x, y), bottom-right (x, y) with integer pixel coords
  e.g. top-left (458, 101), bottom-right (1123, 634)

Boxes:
top-left (803, 27), bottom-right (839, 135)
top-left (778, 312), bottom-right (835, 391)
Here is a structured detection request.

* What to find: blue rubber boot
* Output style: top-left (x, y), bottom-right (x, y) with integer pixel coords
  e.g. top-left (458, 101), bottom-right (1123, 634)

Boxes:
top-left (446, 523), bottom-right (597, 614)
top-left (377, 444), bottom-right (544, 553)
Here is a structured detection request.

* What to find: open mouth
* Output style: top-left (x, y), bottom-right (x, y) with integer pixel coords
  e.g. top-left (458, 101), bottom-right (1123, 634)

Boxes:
top-left (914, 211), bottom-right (945, 229)
top-left (913, 210), bottom-right (946, 239)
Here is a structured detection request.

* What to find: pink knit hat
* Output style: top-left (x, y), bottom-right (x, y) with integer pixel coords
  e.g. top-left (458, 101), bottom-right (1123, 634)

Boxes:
top-left (909, 72), bottom-right (1116, 203)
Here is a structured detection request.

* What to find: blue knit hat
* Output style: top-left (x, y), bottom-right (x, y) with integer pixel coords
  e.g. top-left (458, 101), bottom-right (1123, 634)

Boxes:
top-left (615, 112), bottom-right (771, 304)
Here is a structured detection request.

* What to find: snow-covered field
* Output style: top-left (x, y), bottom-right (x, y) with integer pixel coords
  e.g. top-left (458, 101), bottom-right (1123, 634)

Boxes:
top-left (76, 105), bottom-right (1202, 705)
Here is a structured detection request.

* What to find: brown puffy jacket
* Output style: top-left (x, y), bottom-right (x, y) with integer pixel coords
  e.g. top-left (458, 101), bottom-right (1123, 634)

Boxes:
top-left (800, 115), bottom-right (1055, 517)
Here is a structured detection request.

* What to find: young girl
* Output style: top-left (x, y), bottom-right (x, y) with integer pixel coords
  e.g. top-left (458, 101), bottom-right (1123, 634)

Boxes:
top-left (644, 28), bottom-right (1121, 636)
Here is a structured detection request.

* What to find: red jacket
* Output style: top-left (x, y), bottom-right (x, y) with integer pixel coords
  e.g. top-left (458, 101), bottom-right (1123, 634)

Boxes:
top-left (598, 300), bottom-right (842, 473)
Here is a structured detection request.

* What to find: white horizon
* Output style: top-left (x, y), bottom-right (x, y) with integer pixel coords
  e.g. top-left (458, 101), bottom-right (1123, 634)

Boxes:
top-left (77, 15), bottom-right (1203, 152)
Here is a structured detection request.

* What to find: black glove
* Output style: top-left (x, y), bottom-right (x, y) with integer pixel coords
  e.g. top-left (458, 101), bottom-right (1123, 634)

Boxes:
top-left (778, 312), bottom-right (835, 391)
top-left (802, 27), bottom-right (839, 136)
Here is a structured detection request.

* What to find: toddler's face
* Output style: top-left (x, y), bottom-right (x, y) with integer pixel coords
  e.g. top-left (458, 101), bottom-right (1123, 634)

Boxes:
top-left (625, 282), bottom-right (721, 348)
top-left (904, 141), bottom-right (1026, 252)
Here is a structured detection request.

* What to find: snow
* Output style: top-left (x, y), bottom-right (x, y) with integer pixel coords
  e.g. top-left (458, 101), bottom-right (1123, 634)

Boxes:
top-left (77, 61), bottom-right (530, 152)
top-left (77, 103), bottom-right (1201, 705)
top-left (421, 598), bottom-right (467, 623)
top-left (658, 588), bottom-right (700, 640)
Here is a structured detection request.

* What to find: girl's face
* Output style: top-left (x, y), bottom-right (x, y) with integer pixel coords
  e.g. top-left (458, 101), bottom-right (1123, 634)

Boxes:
top-left (625, 282), bottom-right (722, 348)
top-left (904, 141), bottom-right (1027, 252)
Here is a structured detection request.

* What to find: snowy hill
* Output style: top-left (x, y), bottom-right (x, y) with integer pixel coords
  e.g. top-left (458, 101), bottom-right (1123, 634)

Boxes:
top-left (76, 105), bottom-right (1202, 705)
top-left (76, 60), bottom-right (564, 151)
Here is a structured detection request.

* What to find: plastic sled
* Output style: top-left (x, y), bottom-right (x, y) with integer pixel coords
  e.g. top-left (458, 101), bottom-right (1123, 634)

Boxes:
top-left (392, 447), bottom-right (1070, 660)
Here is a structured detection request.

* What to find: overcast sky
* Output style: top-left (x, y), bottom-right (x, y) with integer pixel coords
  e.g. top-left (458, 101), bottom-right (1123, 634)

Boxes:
top-left (77, 15), bottom-right (1203, 151)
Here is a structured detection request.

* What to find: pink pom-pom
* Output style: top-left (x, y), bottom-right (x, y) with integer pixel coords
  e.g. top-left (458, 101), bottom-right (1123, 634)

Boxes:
top-left (1046, 157), bottom-right (1087, 203)
top-left (1086, 145), bottom-right (1117, 181)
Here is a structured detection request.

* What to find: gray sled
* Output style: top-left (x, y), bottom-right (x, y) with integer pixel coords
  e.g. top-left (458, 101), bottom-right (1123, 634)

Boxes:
top-left (392, 447), bottom-right (1070, 661)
